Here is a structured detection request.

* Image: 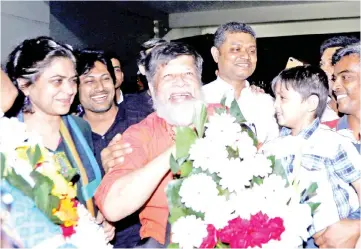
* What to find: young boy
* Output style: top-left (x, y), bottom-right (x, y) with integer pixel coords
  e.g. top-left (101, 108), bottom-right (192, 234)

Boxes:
top-left (263, 65), bottom-right (361, 247)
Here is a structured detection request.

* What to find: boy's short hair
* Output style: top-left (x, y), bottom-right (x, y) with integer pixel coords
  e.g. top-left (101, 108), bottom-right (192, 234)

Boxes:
top-left (272, 65), bottom-right (329, 119)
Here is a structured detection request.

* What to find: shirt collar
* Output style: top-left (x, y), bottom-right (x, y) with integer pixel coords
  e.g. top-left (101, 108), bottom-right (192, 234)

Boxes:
top-left (336, 115), bottom-right (349, 130)
top-left (117, 90), bottom-right (124, 104)
top-left (280, 118), bottom-right (320, 140)
top-left (214, 76), bottom-right (250, 90)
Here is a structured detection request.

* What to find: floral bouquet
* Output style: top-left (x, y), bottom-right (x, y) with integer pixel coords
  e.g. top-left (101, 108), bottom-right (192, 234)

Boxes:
top-left (166, 100), bottom-right (320, 248)
top-left (0, 116), bottom-right (111, 248)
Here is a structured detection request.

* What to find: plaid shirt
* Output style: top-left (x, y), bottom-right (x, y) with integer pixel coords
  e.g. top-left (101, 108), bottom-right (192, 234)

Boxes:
top-left (279, 118), bottom-right (360, 232)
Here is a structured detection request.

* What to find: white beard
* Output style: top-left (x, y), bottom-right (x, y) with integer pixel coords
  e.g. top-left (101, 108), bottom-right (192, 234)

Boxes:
top-left (153, 97), bottom-right (203, 127)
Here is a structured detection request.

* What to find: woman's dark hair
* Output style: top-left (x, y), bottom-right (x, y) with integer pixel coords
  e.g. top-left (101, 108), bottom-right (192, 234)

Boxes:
top-left (6, 36), bottom-right (76, 87)
top-left (75, 49), bottom-right (116, 85)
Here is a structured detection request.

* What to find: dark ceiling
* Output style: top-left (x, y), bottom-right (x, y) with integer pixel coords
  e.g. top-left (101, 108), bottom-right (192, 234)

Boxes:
top-left (141, 1), bottom-right (317, 14)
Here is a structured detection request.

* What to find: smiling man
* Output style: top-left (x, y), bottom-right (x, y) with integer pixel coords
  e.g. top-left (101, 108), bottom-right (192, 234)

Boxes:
top-left (332, 44), bottom-right (360, 152)
top-left (95, 42), bottom-right (205, 247)
top-left (203, 22), bottom-right (279, 143)
top-left (312, 43), bottom-right (361, 249)
top-left (76, 49), bottom-right (152, 248)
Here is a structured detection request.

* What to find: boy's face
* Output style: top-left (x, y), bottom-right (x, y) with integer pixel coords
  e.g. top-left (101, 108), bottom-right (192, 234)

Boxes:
top-left (274, 81), bottom-right (308, 129)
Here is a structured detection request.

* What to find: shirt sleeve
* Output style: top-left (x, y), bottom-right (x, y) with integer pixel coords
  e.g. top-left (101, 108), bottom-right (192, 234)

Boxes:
top-left (94, 120), bottom-right (151, 212)
top-left (333, 139), bottom-right (361, 184)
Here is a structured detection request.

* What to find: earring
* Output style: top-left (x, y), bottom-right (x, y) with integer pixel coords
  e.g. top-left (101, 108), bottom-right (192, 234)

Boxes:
top-left (22, 96), bottom-right (33, 113)
top-left (76, 104), bottom-right (84, 114)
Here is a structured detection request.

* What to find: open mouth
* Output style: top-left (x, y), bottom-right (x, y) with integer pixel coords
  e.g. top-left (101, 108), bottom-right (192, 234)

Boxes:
top-left (235, 63), bottom-right (250, 68)
top-left (91, 94), bottom-right (108, 103)
top-left (169, 92), bottom-right (193, 103)
top-left (336, 94), bottom-right (347, 101)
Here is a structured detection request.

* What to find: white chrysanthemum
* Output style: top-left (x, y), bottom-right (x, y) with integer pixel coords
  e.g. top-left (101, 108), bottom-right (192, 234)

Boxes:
top-left (205, 112), bottom-right (242, 146)
top-left (172, 215), bottom-right (207, 249)
top-left (67, 204), bottom-right (112, 249)
top-left (6, 155), bottom-right (35, 187)
top-left (253, 174), bottom-right (293, 206)
top-left (0, 117), bottom-right (29, 152)
top-left (237, 88), bottom-right (279, 143)
top-left (233, 131), bottom-right (257, 159)
top-left (242, 154), bottom-right (273, 178)
top-left (189, 137), bottom-right (229, 174)
top-left (230, 190), bottom-right (264, 219)
top-left (204, 196), bottom-right (236, 229)
top-left (218, 158), bottom-right (254, 192)
top-left (179, 173), bottom-right (219, 213)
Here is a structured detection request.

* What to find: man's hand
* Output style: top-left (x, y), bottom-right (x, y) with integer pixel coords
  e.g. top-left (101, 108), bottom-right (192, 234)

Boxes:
top-left (96, 211), bottom-right (115, 242)
top-left (101, 133), bottom-right (132, 173)
top-left (314, 219), bottom-right (360, 248)
top-left (250, 85), bottom-right (265, 94)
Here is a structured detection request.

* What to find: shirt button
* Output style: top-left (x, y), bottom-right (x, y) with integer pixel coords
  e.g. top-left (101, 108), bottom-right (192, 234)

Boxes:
top-left (102, 136), bottom-right (105, 140)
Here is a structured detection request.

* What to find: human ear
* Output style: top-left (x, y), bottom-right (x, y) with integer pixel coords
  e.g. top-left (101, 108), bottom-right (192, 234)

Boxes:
top-left (307, 95), bottom-right (319, 113)
top-left (16, 78), bottom-right (31, 96)
top-left (211, 46), bottom-right (220, 64)
top-left (138, 65), bottom-right (146, 76)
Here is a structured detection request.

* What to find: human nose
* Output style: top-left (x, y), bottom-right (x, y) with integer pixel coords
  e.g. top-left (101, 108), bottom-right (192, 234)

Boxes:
top-left (63, 81), bottom-right (76, 95)
top-left (238, 48), bottom-right (250, 60)
top-left (94, 79), bottom-right (106, 91)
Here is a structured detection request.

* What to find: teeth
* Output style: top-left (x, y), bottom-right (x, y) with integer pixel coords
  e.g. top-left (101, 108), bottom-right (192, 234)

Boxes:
top-left (337, 94), bottom-right (347, 100)
top-left (171, 93), bottom-right (190, 97)
top-left (91, 94), bottom-right (107, 100)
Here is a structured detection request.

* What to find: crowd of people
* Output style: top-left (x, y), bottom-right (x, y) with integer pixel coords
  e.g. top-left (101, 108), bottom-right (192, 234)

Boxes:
top-left (0, 21), bottom-right (360, 248)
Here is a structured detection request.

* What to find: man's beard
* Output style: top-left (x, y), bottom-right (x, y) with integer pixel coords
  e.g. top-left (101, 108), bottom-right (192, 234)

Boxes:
top-left (153, 95), bottom-right (203, 127)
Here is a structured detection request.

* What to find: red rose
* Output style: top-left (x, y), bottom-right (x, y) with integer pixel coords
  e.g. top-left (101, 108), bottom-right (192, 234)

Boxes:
top-left (267, 217), bottom-right (285, 240)
top-left (200, 224), bottom-right (218, 248)
top-left (220, 213), bottom-right (285, 248)
top-left (61, 225), bottom-right (76, 238)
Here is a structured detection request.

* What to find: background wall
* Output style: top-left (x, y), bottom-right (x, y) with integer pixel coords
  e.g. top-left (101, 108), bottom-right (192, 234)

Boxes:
top-left (49, 1), bottom-right (166, 92)
top-left (1, 1), bottom-right (50, 64)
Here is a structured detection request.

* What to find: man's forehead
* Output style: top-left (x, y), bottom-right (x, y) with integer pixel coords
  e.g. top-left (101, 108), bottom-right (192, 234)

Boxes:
top-left (158, 55), bottom-right (196, 69)
top-left (224, 32), bottom-right (256, 43)
top-left (335, 54), bottom-right (360, 73)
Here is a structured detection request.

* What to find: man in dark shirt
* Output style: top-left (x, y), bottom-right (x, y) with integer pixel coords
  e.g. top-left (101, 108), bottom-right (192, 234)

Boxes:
top-left (76, 49), bottom-right (152, 248)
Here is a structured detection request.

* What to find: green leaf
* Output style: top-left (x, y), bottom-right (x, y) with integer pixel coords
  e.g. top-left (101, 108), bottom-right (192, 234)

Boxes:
top-left (308, 202), bottom-right (321, 215)
top-left (169, 207), bottom-right (187, 224)
top-left (180, 161), bottom-right (192, 177)
top-left (301, 182), bottom-right (319, 203)
top-left (166, 179), bottom-right (183, 210)
top-left (216, 241), bottom-right (230, 248)
top-left (168, 243), bottom-right (180, 248)
top-left (185, 208), bottom-right (204, 219)
top-left (217, 186), bottom-right (231, 199)
top-left (26, 145), bottom-right (42, 168)
top-left (220, 95), bottom-right (227, 107)
top-left (272, 159), bottom-right (289, 186)
top-left (170, 154), bottom-right (180, 174)
top-left (230, 99), bottom-right (246, 123)
top-left (5, 168), bottom-right (33, 198)
top-left (175, 127), bottom-right (197, 159)
top-left (240, 124), bottom-right (258, 147)
top-left (193, 104), bottom-right (208, 138)
top-left (226, 146), bottom-right (239, 159)
top-left (0, 152), bottom-right (6, 178)
top-left (48, 195), bottom-right (62, 224)
top-left (32, 177), bottom-right (53, 214)
top-left (215, 107), bottom-right (226, 115)
top-left (252, 176), bottom-right (264, 186)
